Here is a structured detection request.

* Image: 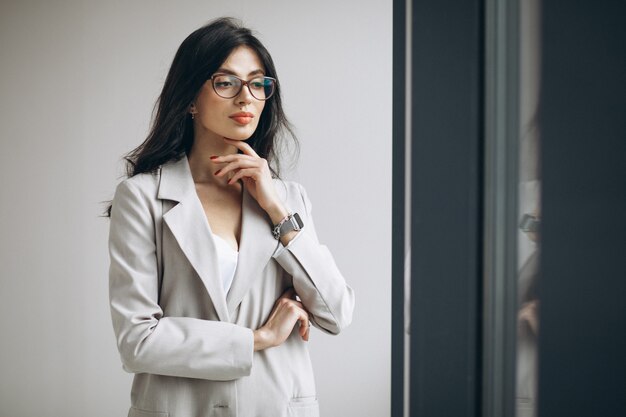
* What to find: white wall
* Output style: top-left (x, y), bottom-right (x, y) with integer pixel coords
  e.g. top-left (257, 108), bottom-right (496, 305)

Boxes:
top-left (0, 1), bottom-right (391, 416)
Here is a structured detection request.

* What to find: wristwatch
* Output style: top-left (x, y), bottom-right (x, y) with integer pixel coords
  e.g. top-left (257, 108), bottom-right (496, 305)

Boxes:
top-left (272, 212), bottom-right (304, 240)
top-left (519, 213), bottom-right (540, 233)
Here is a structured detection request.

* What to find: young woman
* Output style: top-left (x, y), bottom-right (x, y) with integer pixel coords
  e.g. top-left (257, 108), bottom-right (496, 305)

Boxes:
top-left (106, 17), bottom-right (354, 417)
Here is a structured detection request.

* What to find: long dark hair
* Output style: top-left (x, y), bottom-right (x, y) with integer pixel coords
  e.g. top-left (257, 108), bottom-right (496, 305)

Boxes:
top-left (103, 17), bottom-right (298, 217)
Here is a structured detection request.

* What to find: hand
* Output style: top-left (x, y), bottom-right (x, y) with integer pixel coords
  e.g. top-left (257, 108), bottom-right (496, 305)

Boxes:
top-left (254, 287), bottom-right (311, 351)
top-left (518, 300), bottom-right (539, 335)
top-left (212, 137), bottom-right (283, 212)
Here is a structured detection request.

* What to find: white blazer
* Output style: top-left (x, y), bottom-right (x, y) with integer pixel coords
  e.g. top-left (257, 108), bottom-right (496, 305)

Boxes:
top-left (108, 154), bottom-right (355, 417)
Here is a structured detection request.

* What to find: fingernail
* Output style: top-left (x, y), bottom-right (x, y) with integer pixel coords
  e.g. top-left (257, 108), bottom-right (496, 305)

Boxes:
top-left (214, 169), bottom-right (221, 175)
top-left (210, 155), bottom-right (218, 160)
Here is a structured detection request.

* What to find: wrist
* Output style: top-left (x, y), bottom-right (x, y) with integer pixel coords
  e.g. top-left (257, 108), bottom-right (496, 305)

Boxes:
top-left (265, 203), bottom-right (289, 226)
top-left (253, 328), bottom-right (272, 351)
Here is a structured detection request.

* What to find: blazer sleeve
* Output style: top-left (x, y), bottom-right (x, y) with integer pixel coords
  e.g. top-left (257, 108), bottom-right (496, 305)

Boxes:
top-left (108, 180), bottom-right (254, 381)
top-left (271, 183), bottom-right (355, 335)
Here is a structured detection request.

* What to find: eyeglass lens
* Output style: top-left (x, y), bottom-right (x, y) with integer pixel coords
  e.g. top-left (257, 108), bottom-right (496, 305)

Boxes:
top-left (212, 75), bottom-right (275, 100)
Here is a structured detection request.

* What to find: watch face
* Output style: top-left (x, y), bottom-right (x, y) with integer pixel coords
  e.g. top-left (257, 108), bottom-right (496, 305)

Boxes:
top-left (279, 213), bottom-right (303, 236)
top-left (519, 213), bottom-right (540, 233)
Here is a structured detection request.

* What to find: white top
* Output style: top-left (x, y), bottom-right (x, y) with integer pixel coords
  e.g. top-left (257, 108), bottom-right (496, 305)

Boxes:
top-left (211, 230), bottom-right (304, 296)
top-left (211, 232), bottom-right (239, 295)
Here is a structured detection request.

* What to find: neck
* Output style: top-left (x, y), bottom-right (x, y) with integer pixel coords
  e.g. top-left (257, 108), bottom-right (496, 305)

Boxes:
top-left (188, 129), bottom-right (238, 185)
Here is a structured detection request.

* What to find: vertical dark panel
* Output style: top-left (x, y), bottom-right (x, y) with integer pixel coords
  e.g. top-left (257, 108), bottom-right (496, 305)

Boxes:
top-left (409, 1), bottom-right (483, 416)
top-left (539, 1), bottom-right (626, 417)
top-left (391, 0), bottom-right (406, 416)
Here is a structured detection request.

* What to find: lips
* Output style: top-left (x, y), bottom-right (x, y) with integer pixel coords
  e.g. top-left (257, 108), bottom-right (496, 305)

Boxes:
top-left (229, 112), bottom-right (254, 125)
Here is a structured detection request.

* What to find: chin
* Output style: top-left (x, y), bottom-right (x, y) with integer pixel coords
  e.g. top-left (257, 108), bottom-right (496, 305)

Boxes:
top-left (224, 134), bottom-right (253, 141)
top-left (225, 128), bottom-right (258, 141)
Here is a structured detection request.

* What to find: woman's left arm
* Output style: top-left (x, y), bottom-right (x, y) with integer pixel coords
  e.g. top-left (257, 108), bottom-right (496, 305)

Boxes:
top-left (270, 183), bottom-right (355, 335)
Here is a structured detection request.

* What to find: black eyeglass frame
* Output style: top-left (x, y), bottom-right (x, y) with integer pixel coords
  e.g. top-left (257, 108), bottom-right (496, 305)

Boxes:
top-left (209, 73), bottom-right (277, 101)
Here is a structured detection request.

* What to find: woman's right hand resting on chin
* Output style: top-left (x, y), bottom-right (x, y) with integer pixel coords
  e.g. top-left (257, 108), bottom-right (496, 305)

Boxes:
top-left (253, 287), bottom-right (311, 351)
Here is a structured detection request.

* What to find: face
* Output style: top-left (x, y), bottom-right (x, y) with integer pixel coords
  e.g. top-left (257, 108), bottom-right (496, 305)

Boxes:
top-left (191, 46), bottom-right (267, 142)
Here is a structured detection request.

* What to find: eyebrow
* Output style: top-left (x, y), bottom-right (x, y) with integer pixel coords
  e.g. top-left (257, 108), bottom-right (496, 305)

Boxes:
top-left (215, 68), bottom-right (266, 77)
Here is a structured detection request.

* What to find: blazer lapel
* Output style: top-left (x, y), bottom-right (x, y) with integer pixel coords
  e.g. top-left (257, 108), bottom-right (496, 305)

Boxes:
top-left (226, 185), bottom-right (278, 317)
top-left (158, 155), bottom-right (230, 322)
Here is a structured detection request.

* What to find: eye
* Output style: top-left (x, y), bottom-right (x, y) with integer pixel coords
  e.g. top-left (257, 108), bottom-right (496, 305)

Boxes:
top-left (213, 75), bottom-right (239, 89)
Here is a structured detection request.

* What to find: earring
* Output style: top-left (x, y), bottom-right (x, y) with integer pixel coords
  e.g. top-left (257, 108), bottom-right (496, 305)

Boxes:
top-left (191, 112), bottom-right (195, 120)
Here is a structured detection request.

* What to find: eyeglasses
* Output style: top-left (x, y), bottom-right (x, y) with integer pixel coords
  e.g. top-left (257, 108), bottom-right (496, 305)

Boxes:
top-left (210, 74), bottom-right (277, 101)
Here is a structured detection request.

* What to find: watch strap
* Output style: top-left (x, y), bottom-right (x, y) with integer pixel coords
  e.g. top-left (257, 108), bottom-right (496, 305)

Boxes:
top-left (272, 212), bottom-right (304, 240)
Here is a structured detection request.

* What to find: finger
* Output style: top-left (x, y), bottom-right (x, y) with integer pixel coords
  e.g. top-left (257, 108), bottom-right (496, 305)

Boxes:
top-left (298, 314), bottom-right (310, 340)
top-left (223, 137), bottom-right (260, 158)
top-left (211, 153), bottom-right (257, 164)
top-left (276, 291), bottom-right (305, 310)
top-left (300, 316), bottom-right (311, 341)
top-left (298, 319), bottom-right (307, 337)
top-left (215, 159), bottom-right (260, 177)
top-left (228, 168), bottom-right (260, 185)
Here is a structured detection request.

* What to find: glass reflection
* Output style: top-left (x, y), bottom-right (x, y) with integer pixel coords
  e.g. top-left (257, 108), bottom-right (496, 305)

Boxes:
top-left (516, 0), bottom-right (541, 416)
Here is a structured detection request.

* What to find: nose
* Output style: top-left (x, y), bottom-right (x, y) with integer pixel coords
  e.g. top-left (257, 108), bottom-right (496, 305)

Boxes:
top-left (235, 81), bottom-right (254, 105)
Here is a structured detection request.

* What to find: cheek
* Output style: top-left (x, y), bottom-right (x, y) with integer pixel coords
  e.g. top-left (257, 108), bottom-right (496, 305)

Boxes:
top-left (200, 99), bottom-right (225, 122)
top-left (197, 87), bottom-right (223, 112)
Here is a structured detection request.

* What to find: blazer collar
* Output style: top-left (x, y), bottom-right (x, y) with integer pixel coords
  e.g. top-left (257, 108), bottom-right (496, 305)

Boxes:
top-left (158, 154), bottom-right (279, 322)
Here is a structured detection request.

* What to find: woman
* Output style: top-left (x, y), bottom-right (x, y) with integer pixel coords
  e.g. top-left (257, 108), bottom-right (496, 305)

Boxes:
top-left (106, 17), bottom-right (355, 417)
